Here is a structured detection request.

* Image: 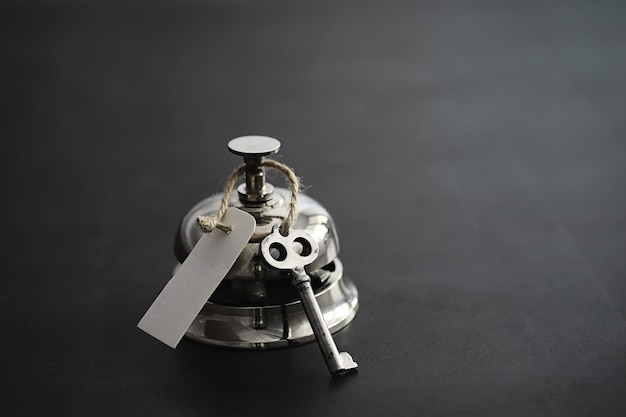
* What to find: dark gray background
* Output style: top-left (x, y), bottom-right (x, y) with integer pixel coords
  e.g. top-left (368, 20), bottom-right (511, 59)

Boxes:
top-left (2, 1), bottom-right (626, 416)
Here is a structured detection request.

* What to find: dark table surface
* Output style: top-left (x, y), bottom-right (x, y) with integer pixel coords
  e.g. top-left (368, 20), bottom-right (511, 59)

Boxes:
top-left (3, 1), bottom-right (626, 416)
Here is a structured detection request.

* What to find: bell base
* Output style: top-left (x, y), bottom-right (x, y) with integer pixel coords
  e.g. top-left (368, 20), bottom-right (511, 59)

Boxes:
top-left (184, 258), bottom-right (358, 349)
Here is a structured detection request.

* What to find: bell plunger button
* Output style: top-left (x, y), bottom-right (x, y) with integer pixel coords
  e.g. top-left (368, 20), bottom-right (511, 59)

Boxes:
top-left (228, 136), bottom-right (281, 157)
top-left (228, 136), bottom-right (281, 204)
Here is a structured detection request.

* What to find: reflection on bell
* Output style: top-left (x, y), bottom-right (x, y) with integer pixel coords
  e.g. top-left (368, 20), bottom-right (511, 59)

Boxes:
top-left (174, 136), bottom-right (359, 349)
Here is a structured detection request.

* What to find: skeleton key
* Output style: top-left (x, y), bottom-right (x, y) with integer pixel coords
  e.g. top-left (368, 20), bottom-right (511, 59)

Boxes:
top-left (260, 225), bottom-right (358, 375)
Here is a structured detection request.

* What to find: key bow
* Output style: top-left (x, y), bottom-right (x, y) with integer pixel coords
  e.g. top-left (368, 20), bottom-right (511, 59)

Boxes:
top-left (260, 225), bottom-right (320, 271)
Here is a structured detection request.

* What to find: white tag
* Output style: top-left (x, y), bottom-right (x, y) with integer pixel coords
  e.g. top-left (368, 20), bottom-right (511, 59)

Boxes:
top-left (137, 207), bottom-right (256, 348)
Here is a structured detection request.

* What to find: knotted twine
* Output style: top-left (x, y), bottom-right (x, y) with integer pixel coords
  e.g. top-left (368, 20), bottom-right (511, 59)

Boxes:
top-left (196, 159), bottom-right (300, 237)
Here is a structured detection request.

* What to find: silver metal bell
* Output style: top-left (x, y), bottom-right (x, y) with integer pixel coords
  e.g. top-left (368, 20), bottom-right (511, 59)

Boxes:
top-left (173, 136), bottom-right (359, 349)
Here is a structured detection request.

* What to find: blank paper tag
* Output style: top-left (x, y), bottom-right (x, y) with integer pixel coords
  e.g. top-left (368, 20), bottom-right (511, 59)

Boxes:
top-left (137, 207), bottom-right (255, 348)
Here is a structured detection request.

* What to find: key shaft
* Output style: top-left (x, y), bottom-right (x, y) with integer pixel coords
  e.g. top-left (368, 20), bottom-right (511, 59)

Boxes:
top-left (291, 267), bottom-right (358, 375)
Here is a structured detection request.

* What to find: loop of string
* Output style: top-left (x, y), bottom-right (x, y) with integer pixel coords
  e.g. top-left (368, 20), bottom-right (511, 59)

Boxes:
top-left (196, 159), bottom-right (300, 237)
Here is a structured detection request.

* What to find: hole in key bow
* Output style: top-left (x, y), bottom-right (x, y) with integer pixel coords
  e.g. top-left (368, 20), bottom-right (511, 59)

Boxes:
top-left (292, 237), bottom-right (312, 257)
top-left (269, 242), bottom-right (287, 261)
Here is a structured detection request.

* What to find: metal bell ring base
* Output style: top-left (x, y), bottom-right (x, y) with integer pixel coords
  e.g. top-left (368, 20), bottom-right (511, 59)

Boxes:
top-left (174, 136), bottom-right (360, 359)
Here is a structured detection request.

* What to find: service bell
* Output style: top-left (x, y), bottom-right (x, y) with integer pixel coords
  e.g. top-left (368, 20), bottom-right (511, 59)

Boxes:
top-left (173, 136), bottom-right (359, 354)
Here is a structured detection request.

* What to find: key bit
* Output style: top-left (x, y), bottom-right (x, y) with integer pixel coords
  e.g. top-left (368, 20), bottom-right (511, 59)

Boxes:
top-left (260, 226), bottom-right (358, 375)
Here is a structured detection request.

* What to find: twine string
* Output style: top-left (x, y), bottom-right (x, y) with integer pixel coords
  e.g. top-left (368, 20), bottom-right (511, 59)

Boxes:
top-left (196, 159), bottom-right (300, 236)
